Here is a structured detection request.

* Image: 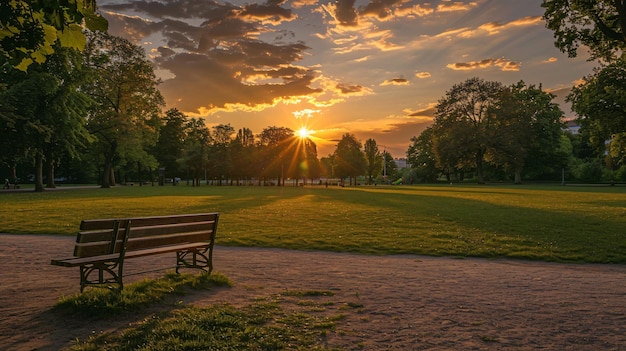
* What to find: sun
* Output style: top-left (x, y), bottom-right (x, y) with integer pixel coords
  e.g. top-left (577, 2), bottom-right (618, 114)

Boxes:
top-left (296, 126), bottom-right (312, 139)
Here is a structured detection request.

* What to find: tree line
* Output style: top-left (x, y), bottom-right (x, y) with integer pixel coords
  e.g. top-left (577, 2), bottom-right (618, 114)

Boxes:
top-left (2, 1), bottom-right (625, 188)
top-left (0, 29), bottom-right (392, 189)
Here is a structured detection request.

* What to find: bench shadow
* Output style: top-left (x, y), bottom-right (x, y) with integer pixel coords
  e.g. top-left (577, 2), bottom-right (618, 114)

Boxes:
top-left (24, 282), bottom-right (233, 350)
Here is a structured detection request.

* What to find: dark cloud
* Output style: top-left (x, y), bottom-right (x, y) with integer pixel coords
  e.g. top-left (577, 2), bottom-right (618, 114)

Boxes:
top-left (101, 0), bottom-right (327, 115)
top-left (335, 0), bottom-right (359, 26)
top-left (336, 83), bottom-right (364, 94)
top-left (156, 53), bottom-right (321, 112)
top-left (409, 107), bottom-right (435, 117)
top-left (101, 0), bottom-right (237, 19)
top-left (239, 2), bottom-right (296, 23)
top-left (103, 12), bottom-right (158, 42)
top-left (381, 77), bottom-right (409, 86)
top-left (361, 0), bottom-right (404, 19)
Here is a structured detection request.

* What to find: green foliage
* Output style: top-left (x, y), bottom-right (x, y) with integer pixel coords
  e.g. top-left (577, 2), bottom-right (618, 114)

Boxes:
top-left (54, 272), bottom-right (231, 317)
top-left (334, 133), bottom-right (366, 184)
top-left (0, 0), bottom-right (108, 71)
top-left (81, 30), bottom-right (165, 188)
top-left (363, 138), bottom-right (382, 184)
top-left (1, 185), bottom-right (625, 263)
top-left (432, 77), bottom-right (505, 183)
top-left (568, 58), bottom-right (626, 159)
top-left (407, 127), bottom-right (439, 183)
top-left (542, 0), bottom-right (626, 62)
top-left (430, 78), bottom-right (566, 184)
top-left (0, 44), bottom-right (93, 191)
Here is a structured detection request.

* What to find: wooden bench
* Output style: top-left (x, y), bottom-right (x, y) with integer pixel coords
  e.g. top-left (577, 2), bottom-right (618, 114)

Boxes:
top-left (51, 212), bottom-right (219, 292)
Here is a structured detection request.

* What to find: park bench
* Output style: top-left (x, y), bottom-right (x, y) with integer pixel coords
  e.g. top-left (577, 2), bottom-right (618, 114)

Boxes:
top-left (50, 212), bottom-right (219, 292)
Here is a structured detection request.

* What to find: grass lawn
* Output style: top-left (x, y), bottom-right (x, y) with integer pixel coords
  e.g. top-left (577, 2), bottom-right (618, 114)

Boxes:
top-left (3, 183), bottom-right (625, 350)
top-left (1, 183), bottom-right (625, 263)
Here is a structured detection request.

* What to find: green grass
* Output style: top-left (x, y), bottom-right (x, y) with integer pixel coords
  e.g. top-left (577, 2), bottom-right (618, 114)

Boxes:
top-left (68, 291), bottom-right (344, 351)
top-left (53, 272), bottom-right (232, 318)
top-left (1, 184), bottom-right (625, 263)
top-left (5, 184), bottom-right (623, 350)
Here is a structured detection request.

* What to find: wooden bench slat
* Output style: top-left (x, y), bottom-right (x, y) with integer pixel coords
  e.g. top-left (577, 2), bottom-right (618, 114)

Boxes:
top-left (51, 253), bottom-right (120, 267)
top-left (76, 229), bottom-right (117, 243)
top-left (125, 231), bottom-right (213, 251)
top-left (122, 242), bottom-right (210, 259)
top-left (79, 213), bottom-right (218, 231)
top-left (128, 221), bottom-right (216, 238)
top-left (52, 242), bottom-right (211, 267)
top-left (74, 241), bottom-right (115, 257)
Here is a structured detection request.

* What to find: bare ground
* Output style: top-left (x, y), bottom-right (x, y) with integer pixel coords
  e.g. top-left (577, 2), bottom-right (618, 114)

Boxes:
top-left (1, 233), bottom-right (625, 351)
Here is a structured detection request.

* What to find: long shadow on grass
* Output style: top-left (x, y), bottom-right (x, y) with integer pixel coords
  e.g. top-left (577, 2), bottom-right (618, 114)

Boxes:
top-left (289, 188), bottom-right (626, 263)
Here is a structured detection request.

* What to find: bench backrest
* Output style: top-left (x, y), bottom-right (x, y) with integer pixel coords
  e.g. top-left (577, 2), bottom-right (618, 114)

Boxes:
top-left (73, 213), bottom-right (219, 258)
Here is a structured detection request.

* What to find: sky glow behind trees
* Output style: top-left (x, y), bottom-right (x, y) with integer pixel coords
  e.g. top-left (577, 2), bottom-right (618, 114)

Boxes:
top-left (98, 0), bottom-right (597, 157)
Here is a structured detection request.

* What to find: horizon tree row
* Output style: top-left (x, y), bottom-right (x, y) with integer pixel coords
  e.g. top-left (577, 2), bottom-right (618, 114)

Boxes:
top-left (0, 29), bottom-right (398, 190)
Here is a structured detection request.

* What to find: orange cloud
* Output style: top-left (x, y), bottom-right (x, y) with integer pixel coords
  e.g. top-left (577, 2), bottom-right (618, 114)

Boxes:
top-left (447, 58), bottom-right (521, 72)
top-left (380, 78), bottom-right (410, 86)
top-left (437, 1), bottom-right (478, 13)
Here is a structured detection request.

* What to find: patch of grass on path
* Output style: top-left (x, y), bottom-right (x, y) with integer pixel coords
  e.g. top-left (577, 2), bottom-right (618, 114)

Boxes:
top-left (2, 184), bottom-right (625, 263)
top-left (68, 290), bottom-right (344, 351)
top-left (53, 272), bottom-right (231, 318)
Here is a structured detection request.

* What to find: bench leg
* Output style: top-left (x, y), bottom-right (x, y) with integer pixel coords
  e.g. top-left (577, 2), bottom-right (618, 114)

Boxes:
top-left (79, 260), bottom-right (123, 292)
top-left (176, 247), bottom-right (213, 274)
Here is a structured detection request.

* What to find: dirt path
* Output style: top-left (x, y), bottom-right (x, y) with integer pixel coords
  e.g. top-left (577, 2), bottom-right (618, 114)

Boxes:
top-left (1, 234), bottom-right (625, 350)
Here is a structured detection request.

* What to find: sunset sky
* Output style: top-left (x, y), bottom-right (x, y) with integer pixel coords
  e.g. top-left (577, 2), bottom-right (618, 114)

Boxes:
top-left (99, 0), bottom-right (597, 158)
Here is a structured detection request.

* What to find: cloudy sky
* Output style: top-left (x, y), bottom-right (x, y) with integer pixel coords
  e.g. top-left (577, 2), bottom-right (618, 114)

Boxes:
top-left (98, 0), bottom-right (597, 157)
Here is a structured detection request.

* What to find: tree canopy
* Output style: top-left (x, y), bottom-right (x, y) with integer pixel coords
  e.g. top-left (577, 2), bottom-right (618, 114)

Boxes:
top-left (334, 133), bottom-right (366, 185)
top-left (542, 0), bottom-right (626, 62)
top-left (432, 77), bottom-right (504, 183)
top-left (81, 31), bottom-right (164, 188)
top-left (1, 0), bottom-right (108, 71)
top-left (429, 78), bottom-right (565, 184)
top-left (568, 58), bottom-right (626, 165)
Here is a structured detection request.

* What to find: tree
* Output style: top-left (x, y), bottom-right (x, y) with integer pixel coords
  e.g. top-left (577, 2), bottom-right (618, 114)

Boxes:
top-left (208, 124), bottom-right (234, 185)
top-left (333, 133), bottom-right (366, 185)
top-left (489, 82), bottom-right (565, 183)
top-left (432, 77), bottom-right (504, 184)
top-left (258, 126), bottom-right (294, 185)
top-left (406, 127), bottom-right (439, 183)
top-left (230, 128), bottom-right (257, 184)
top-left (364, 138), bottom-right (382, 184)
top-left (382, 150), bottom-right (398, 181)
top-left (542, 0), bottom-right (626, 62)
top-left (153, 108), bottom-right (188, 180)
top-left (0, 46), bottom-right (92, 191)
top-left (81, 31), bottom-right (164, 188)
top-left (290, 135), bottom-right (320, 185)
top-left (0, 0), bottom-right (108, 71)
top-left (607, 132), bottom-right (626, 180)
top-left (180, 118), bottom-right (211, 186)
top-left (568, 58), bottom-right (626, 157)
top-left (320, 154), bottom-right (336, 179)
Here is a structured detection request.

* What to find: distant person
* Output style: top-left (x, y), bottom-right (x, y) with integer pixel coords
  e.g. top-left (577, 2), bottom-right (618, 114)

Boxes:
top-left (3, 179), bottom-right (9, 189)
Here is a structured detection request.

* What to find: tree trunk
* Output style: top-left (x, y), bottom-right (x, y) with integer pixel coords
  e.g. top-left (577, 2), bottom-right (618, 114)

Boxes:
top-left (101, 142), bottom-right (117, 188)
top-left (475, 150), bottom-right (485, 184)
top-left (102, 159), bottom-right (112, 188)
top-left (110, 168), bottom-right (116, 186)
top-left (514, 169), bottom-right (522, 184)
top-left (45, 158), bottom-right (56, 188)
top-left (34, 154), bottom-right (45, 192)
